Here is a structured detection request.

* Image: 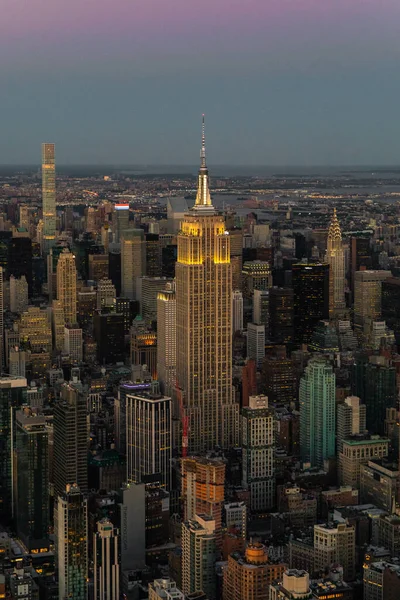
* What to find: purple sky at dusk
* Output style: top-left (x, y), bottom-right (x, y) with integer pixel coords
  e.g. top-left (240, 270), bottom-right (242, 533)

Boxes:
top-left (1, 0), bottom-right (400, 165)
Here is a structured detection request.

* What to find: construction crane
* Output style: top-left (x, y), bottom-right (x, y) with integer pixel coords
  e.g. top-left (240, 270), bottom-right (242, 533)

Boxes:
top-left (175, 379), bottom-right (189, 458)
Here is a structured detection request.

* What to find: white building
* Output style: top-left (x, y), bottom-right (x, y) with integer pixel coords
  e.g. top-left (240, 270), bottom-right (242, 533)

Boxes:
top-left (253, 289), bottom-right (269, 328)
top-left (64, 326), bottom-right (83, 363)
top-left (149, 578), bottom-right (184, 600)
top-left (93, 518), bottom-right (120, 600)
top-left (232, 290), bottom-right (243, 333)
top-left (182, 515), bottom-right (216, 599)
top-left (247, 322), bottom-right (265, 368)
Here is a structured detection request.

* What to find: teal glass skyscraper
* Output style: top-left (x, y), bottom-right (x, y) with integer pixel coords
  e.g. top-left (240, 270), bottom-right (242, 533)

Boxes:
top-left (300, 356), bottom-right (336, 468)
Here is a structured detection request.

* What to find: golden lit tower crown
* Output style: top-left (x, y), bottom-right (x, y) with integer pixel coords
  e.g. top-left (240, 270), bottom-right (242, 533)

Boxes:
top-left (328, 208), bottom-right (342, 243)
top-left (325, 207), bottom-right (346, 313)
top-left (175, 117), bottom-right (239, 454)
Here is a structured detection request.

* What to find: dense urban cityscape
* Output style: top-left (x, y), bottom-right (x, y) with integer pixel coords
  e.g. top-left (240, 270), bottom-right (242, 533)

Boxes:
top-left (0, 121), bottom-right (399, 600)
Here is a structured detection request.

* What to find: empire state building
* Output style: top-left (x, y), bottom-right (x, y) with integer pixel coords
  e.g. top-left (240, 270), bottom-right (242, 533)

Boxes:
top-left (175, 118), bottom-right (239, 453)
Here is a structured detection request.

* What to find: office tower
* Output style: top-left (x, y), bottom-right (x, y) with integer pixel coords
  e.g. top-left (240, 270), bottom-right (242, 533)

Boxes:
top-left (232, 289), bottom-right (244, 332)
top-left (42, 143), bottom-right (56, 250)
top-left (360, 459), bottom-right (399, 512)
top-left (57, 484), bottom-right (88, 600)
top-left (20, 306), bottom-right (52, 353)
top-left (354, 270), bottom-right (391, 327)
top-left (149, 579), bottom-right (184, 600)
top-left (229, 228), bottom-right (243, 290)
top-left (121, 229), bottom-right (146, 300)
top-left (269, 570), bottom-right (312, 600)
top-left (242, 359), bottom-right (257, 407)
top-left (308, 319), bottom-right (339, 353)
top-left (53, 383), bottom-right (88, 501)
top-left (363, 561), bottom-right (400, 600)
top-left (382, 277), bottom-right (400, 344)
top-left (182, 515), bottom-right (216, 600)
top-left (350, 234), bottom-right (372, 294)
top-left (339, 435), bottom-right (389, 487)
top-left (118, 483), bottom-right (146, 570)
top-left (325, 208), bottom-right (346, 313)
top-left (314, 522), bottom-right (356, 580)
top-left (157, 283), bottom-right (176, 397)
top-left (242, 395), bottom-right (275, 512)
top-left (97, 278), bottom-right (116, 310)
top-left (85, 206), bottom-right (99, 233)
top-left (8, 235), bottom-right (33, 294)
top-left (47, 244), bottom-right (65, 300)
top-left (130, 321), bottom-right (158, 378)
top-left (0, 376), bottom-right (27, 521)
top-left (223, 542), bottom-right (285, 600)
top-left (64, 325), bottom-right (83, 363)
top-left (337, 396), bottom-right (367, 453)
top-left (93, 313), bottom-right (125, 364)
top-left (167, 197), bottom-right (188, 234)
top-left (116, 296), bottom-right (133, 334)
top-left (292, 262), bottom-right (330, 345)
top-left (56, 248), bottom-right (77, 325)
top-left (94, 518), bottom-right (120, 600)
top-left (161, 243), bottom-right (178, 278)
top-left (15, 409), bottom-right (49, 552)
top-left (247, 322), bottom-right (265, 368)
top-left (51, 299), bottom-right (65, 350)
top-left (242, 260), bottom-right (272, 299)
top-left (9, 275), bottom-right (28, 314)
top-left (253, 289), bottom-right (269, 328)
top-left (0, 267), bottom-right (3, 369)
top-left (175, 120), bottom-right (238, 452)
top-left (181, 457), bottom-right (225, 546)
top-left (112, 203), bottom-right (130, 243)
top-left (352, 355), bottom-right (397, 434)
top-left (9, 348), bottom-right (28, 377)
top-left (126, 381), bottom-right (172, 489)
top-left (261, 349), bottom-right (296, 405)
top-left (145, 233), bottom-right (162, 277)
top-left (139, 276), bottom-right (173, 324)
top-left (299, 356), bottom-right (335, 469)
top-left (109, 249), bottom-right (121, 295)
top-left (365, 320), bottom-right (395, 351)
top-left (88, 253), bottom-right (109, 282)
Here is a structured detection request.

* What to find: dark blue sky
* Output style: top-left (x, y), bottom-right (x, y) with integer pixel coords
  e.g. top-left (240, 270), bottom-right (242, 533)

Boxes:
top-left (1, 0), bottom-right (400, 165)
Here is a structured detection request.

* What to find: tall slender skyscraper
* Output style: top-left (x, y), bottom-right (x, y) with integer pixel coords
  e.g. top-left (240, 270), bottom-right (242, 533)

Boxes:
top-left (56, 248), bottom-right (77, 325)
top-left (94, 518), bottom-right (120, 600)
top-left (42, 143), bottom-right (56, 250)
top-left (0, 267), bottom-right (4, 369)
top-left (325, 208), bottom-right (346, 313)
top-left (175, 118), bottom-right (239, 453)
top-left (157, 282), bottom-right (176, 397)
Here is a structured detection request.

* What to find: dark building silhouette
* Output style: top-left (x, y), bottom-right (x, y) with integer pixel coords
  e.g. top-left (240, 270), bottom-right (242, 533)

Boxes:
top-left (292, 262), bottom-right (330, 345)
top-left (94, 313), bottom-right (125, 364)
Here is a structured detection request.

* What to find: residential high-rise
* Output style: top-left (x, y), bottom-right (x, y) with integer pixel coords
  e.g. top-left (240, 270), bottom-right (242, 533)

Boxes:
top-left (181, 457), bottom-right (225, 547)
top-left (223, 542), bottom-right (285, 600)
top-left (232, 289), bottom-right (244, 332)
top-left (182, 514), bottom-right (216, 600)
top-left (175, 119), bottom-right (239, 452)
top-left (292, 262), bottom-right (330, 345)
top-left (15, 408), bottom-right (49, 552)
top-left (42, 143), bottom-right (56, 250)
top-left (126, 381), bottom-right (172, 490)
top-left (149, 578), bottom-right (184, 600)
top-left (299, 356), bottom-right (336, 469)
top-left (57, 484), bottom-right (88, 600)
top-left (314, 522), bottom-right (356, 580)
top-left (56, 248), bottom-right (77, 325)
top-left (337, 396), bottom-right (367, 453)
top-left (354, 270), bottom-right (391, 327)
top-left (242, 395), bottom-right (275, 512)
top-left (157, 283), bottom-right (176, 397)
top-left (0, 376), bottom-right (27, 521)
top-left (53, 383), bottom-right (88, 502)
top-left (94, 518), bottom-right (120, 600)
top-left (121, 229), bottom-right (146, 300)
top-left (325, 208), bottom-right (346, 313)
top-left (247, 322), bottom-right (265, 368)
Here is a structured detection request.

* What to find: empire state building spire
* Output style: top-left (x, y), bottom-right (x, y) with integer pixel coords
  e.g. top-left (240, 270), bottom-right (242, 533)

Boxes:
top-left (194, 115), bottom-right (213, 211)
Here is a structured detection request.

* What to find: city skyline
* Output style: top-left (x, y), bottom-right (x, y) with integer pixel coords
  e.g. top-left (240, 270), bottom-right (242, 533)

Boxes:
top-left (1, 0), bottom-right (400, 165)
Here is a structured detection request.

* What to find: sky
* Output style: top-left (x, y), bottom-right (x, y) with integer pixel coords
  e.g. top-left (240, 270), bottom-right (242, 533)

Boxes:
top-left (1, 0), bottom-right (400, 166)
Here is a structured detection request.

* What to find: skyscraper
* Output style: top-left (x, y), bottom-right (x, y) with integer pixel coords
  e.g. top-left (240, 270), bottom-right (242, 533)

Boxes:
top-left (292, 262), bottom-right (330, 345)
top-left (246, 322), bottom-right (265, 368)
top-left (0, 267), bottom-right (3, 369)
top-left (157, 283), bottom-right (176, 397)
top-left (121, 229), bottom-right (146, 301)
top-left (126, 381), bottom-right (172, 490)
top-left (15, 409), bottom-right (49, 552)
top-left (181, 514), bottom-right (216, 600)
top-left (56, 248), bottom-right (77, 325)
top-left (42, 143), bottom-right (56, 250)
top-left (232, 289), bottom-right (244, 332)
top-left (354, 270), bottom-right (391, 328)
top-left (325, 208), bottom-right (346, 313)
top-left (337, 395), bottom-right (367, 453)
top-left (57, 484), bottom-right (88, 600)
top-left (175, 118), bottom-right (238, 453)
top-left (93, 518), bottom-right (120, 600)
top-left (112, 203), bottom-right (130, 243)
top-left (299, 356), bottom-right (336, 469)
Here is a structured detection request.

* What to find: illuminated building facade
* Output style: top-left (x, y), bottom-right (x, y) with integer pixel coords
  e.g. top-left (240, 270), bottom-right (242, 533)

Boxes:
top-left (121, 229), bottom-right (146, 301)
top-left (56, 248), bottom-right (77, 325)
top-left (175, 118), bottom-right (238, 453)
top-left (42, 143), bottom-right (56, 250)
top-left (157, 283), bottom-right (176, 397)
top-left (354, 270), bottom-right (391, 327)
top-left (325, 208), bottom-right (346, 313)
top-left (112, 203), bottom-right (130, 244)
top-left (94, 518), bottom-right (120, 600)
